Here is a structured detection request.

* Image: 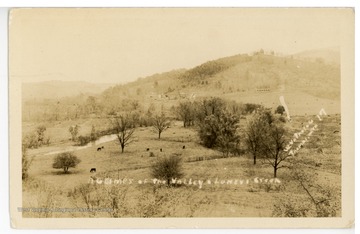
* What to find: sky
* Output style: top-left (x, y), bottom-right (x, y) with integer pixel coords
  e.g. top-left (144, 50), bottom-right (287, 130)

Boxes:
top-left (9, 8), bottom-right (352, 84)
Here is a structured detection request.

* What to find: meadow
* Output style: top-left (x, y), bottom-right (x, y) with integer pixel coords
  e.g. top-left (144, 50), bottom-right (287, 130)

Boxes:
top-left (22, 113), bottom-right (341, 218)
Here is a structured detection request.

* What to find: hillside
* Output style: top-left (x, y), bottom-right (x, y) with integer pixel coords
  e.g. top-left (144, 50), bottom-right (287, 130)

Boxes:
top-left (22, 80), bottom-right (114, 101)
top-left (99, 49), bottom-right (340, 115)
top-left (22, 48), bottom-right (341, 122)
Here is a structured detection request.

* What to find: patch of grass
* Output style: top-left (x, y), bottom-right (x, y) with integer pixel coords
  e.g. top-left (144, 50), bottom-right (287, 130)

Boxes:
top-left (23, 115), bottom-right (341, 217)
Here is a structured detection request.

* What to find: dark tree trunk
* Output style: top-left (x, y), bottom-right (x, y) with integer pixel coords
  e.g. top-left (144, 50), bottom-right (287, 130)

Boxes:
top-left (158, 132), bottom-right (161, 139)
top-left (253, 154), bottom-right (256, 165)
top-left (274, 167), bottom-right (277, 178)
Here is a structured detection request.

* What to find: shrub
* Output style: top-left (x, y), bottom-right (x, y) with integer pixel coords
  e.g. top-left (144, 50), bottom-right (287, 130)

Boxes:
top-left (52, 152), bottom-right (81, 174)
top-left (150, 154), bottom-right (184, 186)
top-left (272, 195), bottom-right (311, 217)
top-left (24, 133), bottom-right (39, 148)
top-left (77, 135), bottom-right (92, 146)
top-left (275, 105), bottom-right (286, 115)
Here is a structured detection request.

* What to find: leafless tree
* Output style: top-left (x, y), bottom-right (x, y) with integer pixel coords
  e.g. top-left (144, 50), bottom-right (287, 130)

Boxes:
top-left (260, 122), bottom-right (289, 178)
top-left (152, 113), bottom-right (170, 139)
top-left (245, 115), bottom-right (265, 164)
top-left (111, 115), bottom-right (135, 153)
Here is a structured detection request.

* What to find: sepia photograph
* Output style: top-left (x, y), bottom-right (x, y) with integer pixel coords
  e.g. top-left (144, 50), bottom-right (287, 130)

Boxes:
top-left (8, 8), bottom-right (354, 228)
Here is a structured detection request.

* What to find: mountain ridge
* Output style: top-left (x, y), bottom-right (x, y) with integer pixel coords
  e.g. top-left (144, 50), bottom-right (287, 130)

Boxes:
top-left (22, 48), bottom-right (341, 115)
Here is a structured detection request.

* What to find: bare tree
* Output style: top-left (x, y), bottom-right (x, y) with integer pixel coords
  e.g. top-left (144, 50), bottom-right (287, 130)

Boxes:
top-left (273, 167), bottom-right (339, 217)
top-left (36, 125), bottom-right (47, 145)
top-left (245, 116), bottom-right (265, 165)
top-left (260, 121), bottom-right (289, 178)
top-left (290, 168), bottom-right (339, 217)
top-left (69, 125), bottom-right (80, 142)
top-left (111, 115), bottom-right (135, 153)
top-left (152, 113), bottom-right (170, 139)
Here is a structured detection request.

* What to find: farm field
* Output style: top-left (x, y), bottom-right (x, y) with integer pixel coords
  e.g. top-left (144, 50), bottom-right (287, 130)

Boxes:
top-left (22, 114), bottom-right (341, 218)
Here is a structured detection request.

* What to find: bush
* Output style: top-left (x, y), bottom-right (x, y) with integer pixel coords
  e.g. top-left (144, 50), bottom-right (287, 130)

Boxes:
top-left (77, 135), bottom-right (92, 146)
top-left (272, 195), bottom-right (311, 217)
top-left (23, 133), bottom-right (39, 149)
top-left (52, 152), bottom-right (81, 174)
top-left (275, 105), bottom-right (286, 115)
top-left (150, 154), bottom-right (184, 186)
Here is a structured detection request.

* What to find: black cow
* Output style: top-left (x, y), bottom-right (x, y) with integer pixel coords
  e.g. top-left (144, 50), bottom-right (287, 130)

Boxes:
top-left (101, 146), bottom-right (104, 149)
top-left (97, 147), bottom-right (101, 151)
top-left (160, 148), bottom-right (162, 152)
top-left (90, 168), bottom-right (96, 173)
top-left (182, 145), bottom-right (186, 149)
top-left (146, 148), bottom-right (150, 151)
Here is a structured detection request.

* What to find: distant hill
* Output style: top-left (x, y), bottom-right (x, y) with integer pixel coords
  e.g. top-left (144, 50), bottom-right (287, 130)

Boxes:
top-left (22, 80), bottom-right (114, 101)
top-left (23, 48), bottom-right (341, 120)
top-left (292, 47), bottom-right (340, 65)
top-left (99, 48), bottom-right (340, 114)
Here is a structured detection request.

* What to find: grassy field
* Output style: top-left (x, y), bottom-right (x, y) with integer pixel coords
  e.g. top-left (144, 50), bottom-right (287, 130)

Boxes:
top-left (22, 114), bottom-right (341, 218)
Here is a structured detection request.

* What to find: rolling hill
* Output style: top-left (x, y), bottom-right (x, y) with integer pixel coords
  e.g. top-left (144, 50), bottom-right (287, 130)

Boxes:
top-left (99, 49), bottom-right (340, 115)
top-left (22, 48), bottom-right (341, 122)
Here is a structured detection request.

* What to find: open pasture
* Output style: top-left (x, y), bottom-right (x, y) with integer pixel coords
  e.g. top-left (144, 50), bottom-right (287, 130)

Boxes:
top-left (23, 113), bottom-right (341, 217)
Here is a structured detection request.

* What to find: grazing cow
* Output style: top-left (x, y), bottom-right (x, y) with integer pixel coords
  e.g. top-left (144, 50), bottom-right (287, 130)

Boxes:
top-left (333, 130), bottom-right (340, 133)
top-left (90, 168), bottom-right (96, 173)
top-left (97, 147), bottom-right (101, 151)
top-left (101, 146), bottom-right (104, 149)
top-left (182, 145), bottom-right (186, 149)
top-left (160, 148), bottom-right (162, 152)
top-left (146, 148), bottom-right (150, 151)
